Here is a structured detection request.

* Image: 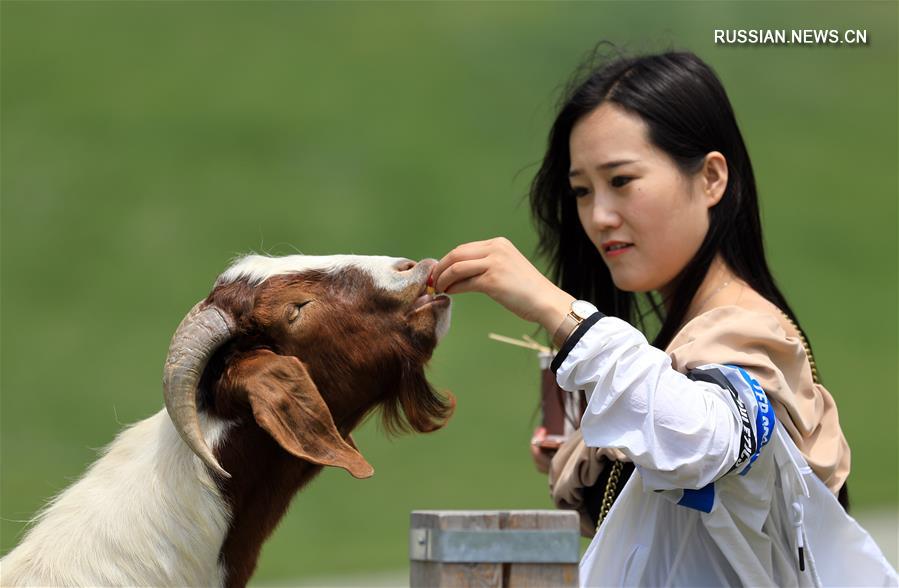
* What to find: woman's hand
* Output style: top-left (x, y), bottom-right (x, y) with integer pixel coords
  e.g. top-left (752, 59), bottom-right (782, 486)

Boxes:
top-left (431, 237), bottom-right (575, 333)
top-left (530, 426), bottom-right (554, 474)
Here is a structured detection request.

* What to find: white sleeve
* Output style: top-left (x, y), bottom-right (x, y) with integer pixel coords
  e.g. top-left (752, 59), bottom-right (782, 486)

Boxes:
top-left (553, 315), bottom-right (750, 492)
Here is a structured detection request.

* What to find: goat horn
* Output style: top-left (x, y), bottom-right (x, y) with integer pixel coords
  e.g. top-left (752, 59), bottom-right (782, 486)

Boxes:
top-left (163, 301), bottom-right (236, 479)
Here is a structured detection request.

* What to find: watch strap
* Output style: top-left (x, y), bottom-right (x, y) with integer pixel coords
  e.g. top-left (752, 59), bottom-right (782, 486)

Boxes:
top-left (550, 311), bottom-right (605, 373)
top-left (552, 312), bottom-right (581, 349)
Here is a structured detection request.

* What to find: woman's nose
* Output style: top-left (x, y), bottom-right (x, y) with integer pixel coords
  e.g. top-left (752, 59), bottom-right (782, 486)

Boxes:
top-left (590, 198), bottom-right (622, 231)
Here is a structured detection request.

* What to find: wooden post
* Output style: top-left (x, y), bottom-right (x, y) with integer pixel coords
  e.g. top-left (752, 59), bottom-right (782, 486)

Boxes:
top-left (410, 510), bottom-right (579, 587)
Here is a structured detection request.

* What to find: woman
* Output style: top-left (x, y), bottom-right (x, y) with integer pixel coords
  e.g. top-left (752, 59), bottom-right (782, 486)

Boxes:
top-left (429, 49), bottom-right (896, 586)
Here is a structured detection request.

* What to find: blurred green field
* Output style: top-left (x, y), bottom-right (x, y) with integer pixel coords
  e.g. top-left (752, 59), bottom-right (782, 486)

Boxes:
top-left (2, 1), bottom-right (896, 583)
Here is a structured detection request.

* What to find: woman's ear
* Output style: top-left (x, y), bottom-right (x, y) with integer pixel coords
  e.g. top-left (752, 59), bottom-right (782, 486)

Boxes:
top-left (701, 151), bottom-right (728, 208)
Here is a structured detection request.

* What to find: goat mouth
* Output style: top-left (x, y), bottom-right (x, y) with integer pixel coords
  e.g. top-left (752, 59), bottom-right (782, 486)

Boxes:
top-left (410, 292), bottom-right (451, 314)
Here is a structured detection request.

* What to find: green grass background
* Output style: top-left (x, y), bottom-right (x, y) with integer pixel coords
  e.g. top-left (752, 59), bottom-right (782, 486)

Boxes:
top-left (2, 1), bottom-right (896, 583)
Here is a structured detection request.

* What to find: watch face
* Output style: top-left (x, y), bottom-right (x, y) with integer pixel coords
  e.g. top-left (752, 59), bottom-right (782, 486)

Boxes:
top-left (571, 300), bottom-right (598, 319)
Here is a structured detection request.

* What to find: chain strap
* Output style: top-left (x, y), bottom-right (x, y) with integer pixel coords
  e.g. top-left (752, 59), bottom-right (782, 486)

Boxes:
top-left (780, 311), bottom-right (820, 384)
top-left (596, 460), bottom-right (624, 529)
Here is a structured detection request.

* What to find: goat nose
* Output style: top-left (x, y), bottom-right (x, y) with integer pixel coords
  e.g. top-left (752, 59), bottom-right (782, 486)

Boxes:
top-left (393, 258), bottom-right (416, 272)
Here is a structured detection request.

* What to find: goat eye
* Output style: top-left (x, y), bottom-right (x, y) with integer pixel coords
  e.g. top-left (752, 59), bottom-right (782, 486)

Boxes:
top-left (287, 301), bottom-right (312, 323)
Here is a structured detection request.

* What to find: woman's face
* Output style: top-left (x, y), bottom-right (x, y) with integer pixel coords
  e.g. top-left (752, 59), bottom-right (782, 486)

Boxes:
top-left (568, 102), bottom-right (723, 295)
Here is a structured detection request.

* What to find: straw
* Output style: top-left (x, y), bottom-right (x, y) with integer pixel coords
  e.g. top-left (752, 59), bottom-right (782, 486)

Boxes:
top-left (488, 333), bottom-right (552, 354)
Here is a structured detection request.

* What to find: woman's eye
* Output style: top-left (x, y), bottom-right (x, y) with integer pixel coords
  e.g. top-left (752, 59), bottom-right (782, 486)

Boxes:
top-left (611, 176), bottom-right (632, 188)
top-left (570, 186), bottom-right (590, 198)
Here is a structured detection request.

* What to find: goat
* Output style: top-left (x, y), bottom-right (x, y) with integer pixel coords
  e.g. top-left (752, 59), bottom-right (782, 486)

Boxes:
top-left (1, 254), bottom-right (455, 587)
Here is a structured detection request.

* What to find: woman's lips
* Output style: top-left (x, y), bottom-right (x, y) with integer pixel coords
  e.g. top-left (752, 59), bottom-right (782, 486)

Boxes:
top-left (605, 244), bottom-right (634, 258)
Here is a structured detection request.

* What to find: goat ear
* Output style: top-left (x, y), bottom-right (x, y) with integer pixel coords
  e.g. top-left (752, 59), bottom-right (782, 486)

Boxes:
top-left (231, 350), bottom-right (374, 479)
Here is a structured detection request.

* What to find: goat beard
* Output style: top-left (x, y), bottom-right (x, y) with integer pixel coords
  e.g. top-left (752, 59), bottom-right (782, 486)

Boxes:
top-left (380, 358), bottom-right (455, 436)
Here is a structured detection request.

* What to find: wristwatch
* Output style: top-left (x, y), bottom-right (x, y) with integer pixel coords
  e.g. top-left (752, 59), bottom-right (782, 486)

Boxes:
top-left (552, 299), bottom-right (599, 348)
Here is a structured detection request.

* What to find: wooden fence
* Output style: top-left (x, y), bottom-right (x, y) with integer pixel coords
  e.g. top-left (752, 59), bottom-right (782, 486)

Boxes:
top-left (410, 510), bottom-right (579, 587)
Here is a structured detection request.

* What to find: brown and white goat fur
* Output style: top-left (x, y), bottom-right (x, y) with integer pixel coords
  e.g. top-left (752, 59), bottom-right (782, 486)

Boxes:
top-left (1, 254), bottom-right (454, 587)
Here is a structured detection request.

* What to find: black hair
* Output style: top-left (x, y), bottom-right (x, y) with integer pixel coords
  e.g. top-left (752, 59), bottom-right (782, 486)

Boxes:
top-left (529, 43), bottom-right (849, 510)
top-left (532, 44), bottom-right (807, 350)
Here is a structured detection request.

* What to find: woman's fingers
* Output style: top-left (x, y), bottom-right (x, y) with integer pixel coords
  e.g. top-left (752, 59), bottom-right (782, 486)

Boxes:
top-left (531, 445), bottom-right (551, 475)
top-left (431, 241), bottom-right (494, 291)
top-left (430, 236), bottom-right (569, 327)
top-left (432, 237), bottom-right (519, 286)
top-left (530, 427), bottom-right (551, 474)
top-left (434, 258), bottom-right (490, 295)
